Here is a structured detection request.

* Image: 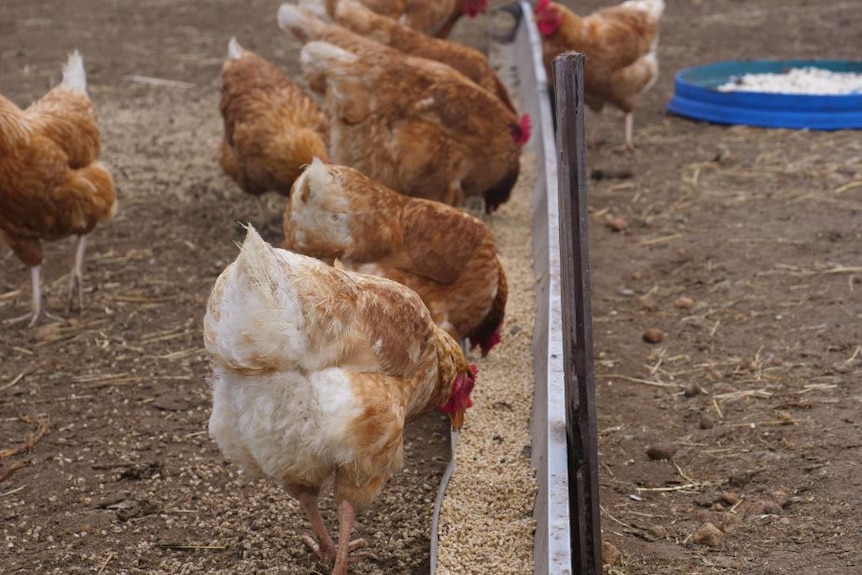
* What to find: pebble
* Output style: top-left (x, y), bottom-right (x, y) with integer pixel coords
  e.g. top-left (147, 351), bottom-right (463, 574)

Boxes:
top-left (646, 441), bottom-right (678, 461)
top-left (605, 216), bottom-right (629, 232)
top-left (692, 522), bottom-right (724, 547)
top-left (675, 296), bottom-right (695, 309)
top-left (699, 414), bottom-right (715, 429)
top-left (637, 296), bottom-right (658, 311)
top-left (643, 328), bottom-right (664, 343)
top-left (743, 499), bottom-right (783, 516)
top-left (720, 492), bottom-right (741, 506)
top-left (683, 383), bottom-right (702, 397)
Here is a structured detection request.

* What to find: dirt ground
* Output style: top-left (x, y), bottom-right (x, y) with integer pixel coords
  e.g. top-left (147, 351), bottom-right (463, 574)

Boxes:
top-left (1, 0), bottom-right (860, 574)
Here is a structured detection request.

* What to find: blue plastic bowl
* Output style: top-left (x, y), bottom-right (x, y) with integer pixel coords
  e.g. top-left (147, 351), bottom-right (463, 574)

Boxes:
top-left (667, 60), bottom-right (862, 130)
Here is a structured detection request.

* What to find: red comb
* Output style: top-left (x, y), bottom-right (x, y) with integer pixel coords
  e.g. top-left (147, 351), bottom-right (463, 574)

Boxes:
top-left (512, 113), bottom-right (532, 147)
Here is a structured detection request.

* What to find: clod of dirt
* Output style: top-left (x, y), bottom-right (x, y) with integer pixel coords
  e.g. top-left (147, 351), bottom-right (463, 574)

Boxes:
top-left (118, 462), bottom-right (163, 481)
top-left (692, 522), bottom-right (724, 547)
top-left (776, 411), bottom-right (795, 424)
top-left (742, 499), bottom-right (783, 516)
top-left (646, 442), bottom-right (678, 461)
top-left (649, 524), bottom-right (668, 539)
top-left (772, 490), bottom-right (790, 507)
top-left (699, 414), bottom-right (715, 429)
top-left (683, 383), bottom-right (703, 397)
top-left (602, 541), bottom-right (622, 565)
top-left (712, 146), bottom-right (733, 164)
top-left (720, 513), bottom-right (742, 533)
top-left (728, 470), bottom-right (757, 487)
top-left (637, 295), bottom-right (658, 311)
top-left (720, 492), bottom-right (741, 506)
top-left (33, 322), bottom-right (65, 342)
top-left (675, 296), bottom-right (696, 309)
top-left (643, 328), bottom-right (665, 344)
top-left (605, 216), bottom-right (629, 232)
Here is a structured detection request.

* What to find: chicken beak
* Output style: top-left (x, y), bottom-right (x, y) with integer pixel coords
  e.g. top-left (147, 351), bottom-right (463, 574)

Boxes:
top-left (450, 409), bottom-right (466, 431)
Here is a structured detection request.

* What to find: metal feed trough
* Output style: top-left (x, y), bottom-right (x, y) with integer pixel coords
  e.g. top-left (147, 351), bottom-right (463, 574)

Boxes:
top-left (431, 4), bottom-right (602, 574)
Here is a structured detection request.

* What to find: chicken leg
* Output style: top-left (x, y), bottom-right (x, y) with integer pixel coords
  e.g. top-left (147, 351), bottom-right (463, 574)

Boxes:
top-left (68, 234), bottom-right (88, 312)
top-left (295, 489), bottom-right (368, 568)
top-left (296, 490), bottom-right (338, 561)
top-left (616, 112), bottom-right (636, 153)
top-left (332, 500), bottom-right (367, 575)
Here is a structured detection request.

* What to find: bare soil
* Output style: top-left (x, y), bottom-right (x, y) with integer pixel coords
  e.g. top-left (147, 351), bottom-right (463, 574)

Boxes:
top-left (1, 1), bottom-right (860, 574)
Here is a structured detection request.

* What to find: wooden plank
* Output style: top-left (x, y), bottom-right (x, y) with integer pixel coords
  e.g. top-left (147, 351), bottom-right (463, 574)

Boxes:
top-left (552, 52), bottom-right (603, 575)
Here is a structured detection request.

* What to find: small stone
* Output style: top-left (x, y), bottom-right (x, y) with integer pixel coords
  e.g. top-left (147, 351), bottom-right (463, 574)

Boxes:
top-left (605, 216), bottom-right (629, 232)
top-left (720, 492), bottom-right (741, 506)
top-left (772, 490), bottom-right (789, 507)
top-left (692, 522), bottom-right (724, 547)
top-left (637, 296), bottom-right (659, 311)
top-left (675, 296), bottom-right (695, 309)
top-left (602, 541), bottom-right (621, 565)
top-left (631, 271), bottom-right (644, 281)
top-left (648, 524), bottom-right (668, 539)
top-left (646, 441), bottom-right (677, 461)
top-left (683, 383), bottom-right (702, 397)
top-left (699, 414), bottom-right (715, 429)
top-left (643, 328), bottom-right (664, 344)
top-left (745, 499), bottom-right (783, 516)
top-left (776, 411), bottom-right (794, 424)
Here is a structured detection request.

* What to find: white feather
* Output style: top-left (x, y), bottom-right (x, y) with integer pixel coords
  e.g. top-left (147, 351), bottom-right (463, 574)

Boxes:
top-left (288, 158), bottom-right (354, 254)
top-left (227, 37), bottom-right (244, 60)
top-left (622, 0), bottom-right (665, 20)
top-left (204, 225), bottom-right (310, 373)
top-left (60, 50), bottom-right (87, 95)
top-left (205, 225), bottom-right (368, 481)
top-left (278, 3), bottom-right (313, 32)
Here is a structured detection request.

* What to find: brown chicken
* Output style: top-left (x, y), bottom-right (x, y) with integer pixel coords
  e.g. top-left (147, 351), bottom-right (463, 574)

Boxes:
top-left (533, 0), bottom-right (664, 150)
top-left (325, 0), bottom-right (515, 112)
top-left (283, 158), bottom-right (507, 355)
top-left (219, 37), bottom-right (329, 199)
top-left (205, 224), bottom-right (477, 575)
top-left (348, 0), bottom-right (488, 38)
top-left (290, 33), bottom-right (530, 212)
top-left (0, 51), bottom-right (117, 326)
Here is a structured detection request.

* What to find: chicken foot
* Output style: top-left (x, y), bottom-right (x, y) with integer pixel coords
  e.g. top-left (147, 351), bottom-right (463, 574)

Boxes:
top-left (297, 491), bottom-right (338, 561)
top-left (3, 265), bottom-right (62, 327)
top-left (296, 492), bottom-right (367, 569)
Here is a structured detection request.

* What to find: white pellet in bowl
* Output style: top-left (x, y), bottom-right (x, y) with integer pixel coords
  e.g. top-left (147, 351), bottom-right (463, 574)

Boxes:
top-left (717, 67), bottom-right (862, 95)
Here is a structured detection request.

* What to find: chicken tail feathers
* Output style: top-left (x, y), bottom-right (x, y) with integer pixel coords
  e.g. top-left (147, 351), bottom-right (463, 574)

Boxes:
top-left (227, 37), bottom-right (244, 60)
top-left (623, 0), bottom-right (665, 20)
top-left (278, 3), bottom-right (326, 42)
top-left (60, 50), bottom-right (87, 95)
top-left (204, 224), bottom-right (310, 374)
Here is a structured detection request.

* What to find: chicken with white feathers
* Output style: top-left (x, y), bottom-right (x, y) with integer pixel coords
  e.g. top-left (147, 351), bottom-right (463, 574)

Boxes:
top-left (204, 225), bottom-right (477, 575)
